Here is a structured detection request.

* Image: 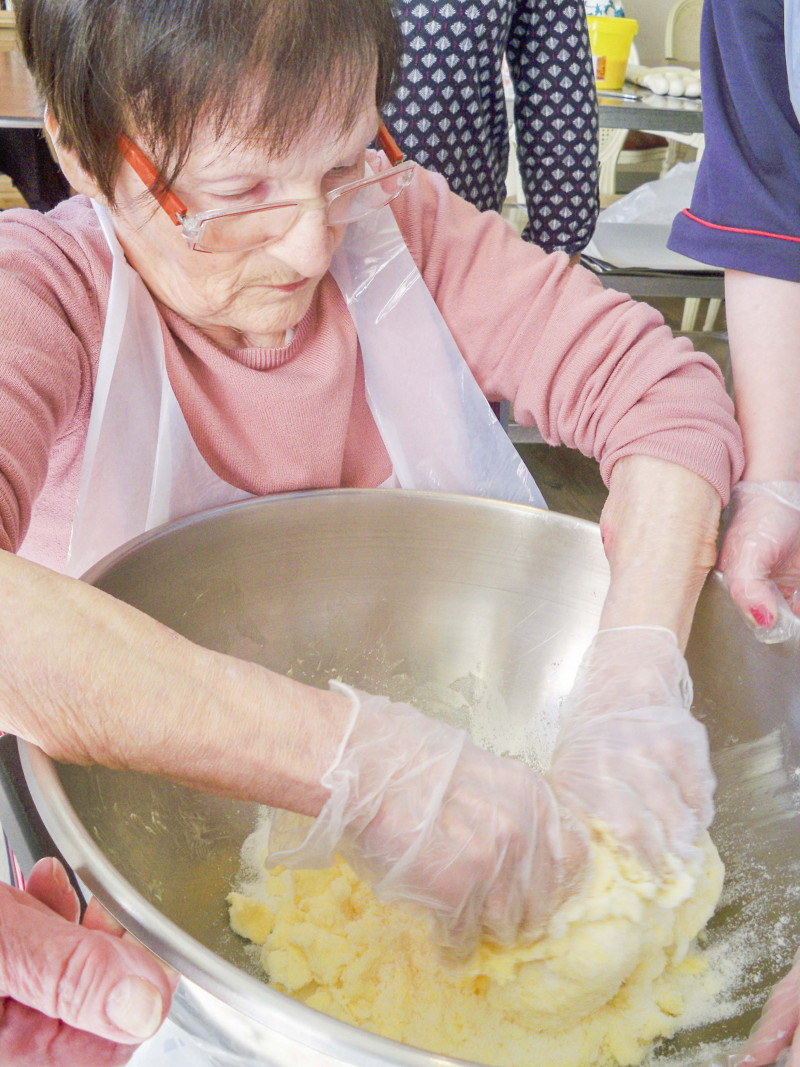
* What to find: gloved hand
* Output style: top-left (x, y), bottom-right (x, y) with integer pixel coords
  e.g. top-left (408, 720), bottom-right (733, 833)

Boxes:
top-left (733, 946), bottom-right (800, 1066)
top-left (717, 481), bottom-right (800, 644)
top-left (0, 857), bottom-right (177, 1066)
top-left (549, 627), bottom-right (715, 871)
top-left (268, 683), bottom-right (589, 953)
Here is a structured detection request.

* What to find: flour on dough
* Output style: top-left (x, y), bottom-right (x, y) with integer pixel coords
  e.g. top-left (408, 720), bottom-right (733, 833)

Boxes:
top-left (228, 829), bottom-right (724, 1067)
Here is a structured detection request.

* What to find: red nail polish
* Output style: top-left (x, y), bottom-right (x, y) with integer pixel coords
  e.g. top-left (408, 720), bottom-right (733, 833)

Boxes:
top-left (751, 606), bottom-right (775, 628)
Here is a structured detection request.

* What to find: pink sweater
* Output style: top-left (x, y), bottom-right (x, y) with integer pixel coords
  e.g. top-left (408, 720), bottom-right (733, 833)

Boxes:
top-left (0, 166), bottom-right (743, 571)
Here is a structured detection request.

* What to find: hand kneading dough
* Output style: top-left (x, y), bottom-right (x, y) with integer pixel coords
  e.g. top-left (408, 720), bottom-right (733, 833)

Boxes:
top-left (228, 830), bottom-right (724, 1067)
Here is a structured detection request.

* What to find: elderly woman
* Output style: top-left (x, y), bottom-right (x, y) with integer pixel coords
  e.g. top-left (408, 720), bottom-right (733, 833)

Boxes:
top-left (0, 0), bottom-right (741, 1062)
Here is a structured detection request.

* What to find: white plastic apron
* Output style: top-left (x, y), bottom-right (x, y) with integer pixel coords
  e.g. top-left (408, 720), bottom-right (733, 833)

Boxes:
top-left (328, 198), bottom-right (546, 508)
top-left (67, 197), bottom-right (544, 578)
top-left (66, 203), bottom-right (254, 577)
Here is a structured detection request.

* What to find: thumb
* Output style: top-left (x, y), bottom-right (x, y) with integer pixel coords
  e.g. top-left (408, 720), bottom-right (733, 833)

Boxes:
top-left (737, 962), bottom-right (800, 1066)
top-left (0, 883), bottom-right (172, 1044)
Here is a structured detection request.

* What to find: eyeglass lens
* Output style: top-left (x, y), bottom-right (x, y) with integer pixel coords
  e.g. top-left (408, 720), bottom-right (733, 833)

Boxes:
top-left (194, 168), bottom-right (414, 252)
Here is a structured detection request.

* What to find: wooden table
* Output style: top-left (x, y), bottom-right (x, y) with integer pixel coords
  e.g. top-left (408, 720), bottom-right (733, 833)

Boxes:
top-left (0, 48), bottom-right (42, 129)
top-left (597, 86), bottom-right (703, 135)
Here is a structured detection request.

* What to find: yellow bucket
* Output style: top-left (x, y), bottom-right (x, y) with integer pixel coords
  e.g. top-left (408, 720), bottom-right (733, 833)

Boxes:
top-left (586, 15), bottom-right (638, 90)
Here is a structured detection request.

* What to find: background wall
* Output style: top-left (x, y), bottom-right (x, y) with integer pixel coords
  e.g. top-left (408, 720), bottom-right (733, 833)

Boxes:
top-left (623, 0), bottom-right (675, 65)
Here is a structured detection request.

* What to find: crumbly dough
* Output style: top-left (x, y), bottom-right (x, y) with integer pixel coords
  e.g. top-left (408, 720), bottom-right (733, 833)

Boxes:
top-left (228, 831), bottom-right (724, 1067)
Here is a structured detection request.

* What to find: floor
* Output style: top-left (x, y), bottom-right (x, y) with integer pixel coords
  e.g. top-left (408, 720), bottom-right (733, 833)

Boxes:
top-left (0, 173), bottom-right (26, 209)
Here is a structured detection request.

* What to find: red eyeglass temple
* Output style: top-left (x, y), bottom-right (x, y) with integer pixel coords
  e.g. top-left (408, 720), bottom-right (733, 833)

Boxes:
top-left (119, 122), bottom-right (405, 228)
top-left (118, 134), bottom-right (188, 224)
top-left (376, 123), bottom-right (404, 166)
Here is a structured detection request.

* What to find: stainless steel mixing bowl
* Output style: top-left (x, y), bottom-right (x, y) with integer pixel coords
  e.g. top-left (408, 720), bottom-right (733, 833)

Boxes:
top-left (18, 490), bottom-right (800, 1066)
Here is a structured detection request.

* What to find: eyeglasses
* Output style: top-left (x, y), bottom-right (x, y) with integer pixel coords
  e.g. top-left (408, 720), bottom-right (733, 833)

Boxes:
top-left (118, 124), bottom-right (415, 253)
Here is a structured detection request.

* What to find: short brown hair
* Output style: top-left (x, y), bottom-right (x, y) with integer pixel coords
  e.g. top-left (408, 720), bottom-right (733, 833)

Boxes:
top-left (17, 0), bottom-right (400, 202)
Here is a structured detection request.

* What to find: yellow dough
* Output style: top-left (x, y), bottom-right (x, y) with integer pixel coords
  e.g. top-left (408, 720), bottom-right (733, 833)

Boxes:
top-left (228, 829), bottom-right (724, 1067)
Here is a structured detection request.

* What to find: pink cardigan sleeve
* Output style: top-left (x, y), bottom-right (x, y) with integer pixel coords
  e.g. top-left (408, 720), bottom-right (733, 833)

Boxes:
top-left (392, 166), bottom-right (744, 505)
top-left (0, 202), bottom-right (103, 552)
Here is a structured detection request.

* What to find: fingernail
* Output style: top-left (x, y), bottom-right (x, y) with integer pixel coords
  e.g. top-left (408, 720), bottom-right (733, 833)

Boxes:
top-left (105, 976), bottom-right (163, 1038)
top-left (751, 606), bottom-right (775, 628)
top-left (49, 858), bottom-right (70, 894)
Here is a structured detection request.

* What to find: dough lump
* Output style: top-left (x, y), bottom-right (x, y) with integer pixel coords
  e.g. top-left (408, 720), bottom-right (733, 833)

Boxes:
top-left (228, 831), bottom-right (724, 1067)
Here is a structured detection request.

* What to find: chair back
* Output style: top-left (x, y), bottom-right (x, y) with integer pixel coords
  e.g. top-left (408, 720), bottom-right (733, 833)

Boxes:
top-left (664, 0), bottom-right (702, 66)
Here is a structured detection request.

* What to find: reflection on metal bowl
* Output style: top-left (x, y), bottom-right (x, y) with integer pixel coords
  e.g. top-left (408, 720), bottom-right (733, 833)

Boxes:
top-left (19, 490), bottom-right (800, 1066)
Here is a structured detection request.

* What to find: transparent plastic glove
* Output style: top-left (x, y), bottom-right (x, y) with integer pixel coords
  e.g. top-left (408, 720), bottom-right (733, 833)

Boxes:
top-left (268, 683), bottom-right (589, 952)
top-left (732, 945), bottom-right (800, 1066)
top-left (0, 858), bottom-right (177, 1066)
top-left (717, 482), bottom-right (800, 644)
top-left (550, 627), bottom-right (715, 870)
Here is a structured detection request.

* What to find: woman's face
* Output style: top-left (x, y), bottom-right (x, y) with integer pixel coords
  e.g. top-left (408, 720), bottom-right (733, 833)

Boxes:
top-left (110, 91), bottom-right (381, 349)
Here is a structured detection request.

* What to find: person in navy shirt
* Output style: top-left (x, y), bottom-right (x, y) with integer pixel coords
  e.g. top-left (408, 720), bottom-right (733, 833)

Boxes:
top-left (669, 0), bottom-right (800, 649)
top-left (671, 2), bottom-right (800, 1063)
top-left (669, 0), bottom-right (800, 280)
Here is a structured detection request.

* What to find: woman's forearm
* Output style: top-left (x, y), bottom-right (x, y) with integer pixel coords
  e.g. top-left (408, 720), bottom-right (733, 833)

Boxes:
top-left (597, 455), bottom-right (721, 650)
top-left (725, 269), bottom-right (800, 480)
top-left (0, 549), bottom-right (350, 815)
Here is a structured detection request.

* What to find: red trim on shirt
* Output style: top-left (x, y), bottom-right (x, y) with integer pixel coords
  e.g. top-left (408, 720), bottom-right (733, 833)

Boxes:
top-left (682, 209), bottom-right (800, 244)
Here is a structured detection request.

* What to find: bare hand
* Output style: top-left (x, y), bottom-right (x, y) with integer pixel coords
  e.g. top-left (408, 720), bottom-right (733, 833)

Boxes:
top-left (0, 858), bottom-right (176, 1066)
top-left (734, 949), bottom-right (800, 1066)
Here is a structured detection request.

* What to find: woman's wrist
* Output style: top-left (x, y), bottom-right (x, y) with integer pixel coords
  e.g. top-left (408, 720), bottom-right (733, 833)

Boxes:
top-left (598, 455), bottom-right (721, 649)
top-left (156, 649), bottom-right (354, 816)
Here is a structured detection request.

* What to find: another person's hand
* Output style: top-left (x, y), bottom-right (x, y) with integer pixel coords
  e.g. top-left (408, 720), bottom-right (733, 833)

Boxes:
top-left (550, 626), bottom-right (715, 871)
top-left (734, 948), bottom-right (800, 1066)
top-left (717, 481), bottom-right (800, 644)
top-left (0, 857), bottom-right (176, 1066)
top-left (268, 683), bottom-right (589, 954)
